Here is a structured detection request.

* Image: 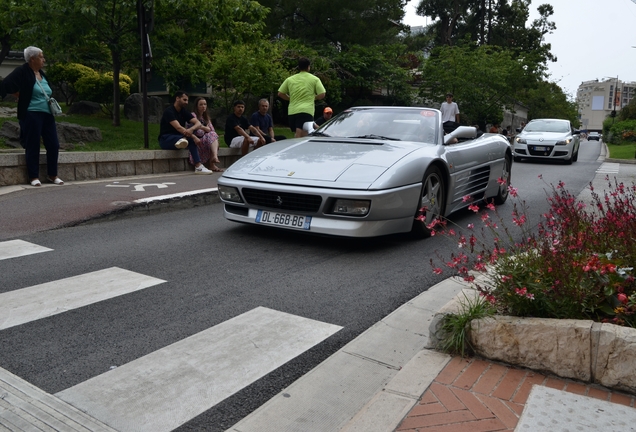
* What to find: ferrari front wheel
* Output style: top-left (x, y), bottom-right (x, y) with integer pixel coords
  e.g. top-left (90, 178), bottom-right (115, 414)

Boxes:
top-left (411, 165), bottom-right (445, 239)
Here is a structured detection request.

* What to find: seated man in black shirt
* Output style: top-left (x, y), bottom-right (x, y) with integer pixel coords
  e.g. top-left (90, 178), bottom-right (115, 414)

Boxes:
top-left (158, 90), bottom-right (212, 174)
top-left (225, 100), bottom-right (266, 156)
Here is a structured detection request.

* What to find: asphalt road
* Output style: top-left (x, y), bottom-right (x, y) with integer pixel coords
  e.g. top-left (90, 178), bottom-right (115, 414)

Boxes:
top-left (0, 139), bottom-right (603, 431)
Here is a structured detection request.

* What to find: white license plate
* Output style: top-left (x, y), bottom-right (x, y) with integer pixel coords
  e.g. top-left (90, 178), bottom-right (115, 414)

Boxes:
top-left (533, 146), bottom-right (548, 151)
top-left (255, 210), bottom-right (312, 230)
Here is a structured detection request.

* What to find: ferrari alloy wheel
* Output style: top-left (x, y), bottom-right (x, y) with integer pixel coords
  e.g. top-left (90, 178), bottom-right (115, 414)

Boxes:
top-left (411, 166), bottom-right (445, 239)
top-left (493, 156), bottom-right (511, 205)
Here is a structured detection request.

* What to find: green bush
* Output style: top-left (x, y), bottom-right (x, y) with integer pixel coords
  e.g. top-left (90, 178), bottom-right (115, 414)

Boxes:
top-left (75, 71), bottom-right (131, 104)
top-left (46, 63), bottom-right (97, 104)
top-left (603, 119), bottom-right (636, 144)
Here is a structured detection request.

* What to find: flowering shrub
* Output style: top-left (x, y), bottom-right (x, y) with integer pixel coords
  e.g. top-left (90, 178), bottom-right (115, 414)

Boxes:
top-left (622, 130), bottom-right (636, 142)
top-left (430, 176), bottom-right (636, 327)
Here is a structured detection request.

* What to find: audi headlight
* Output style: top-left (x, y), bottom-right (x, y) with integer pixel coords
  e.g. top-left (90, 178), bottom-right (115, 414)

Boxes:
top-left (331, 199), bottom-right (370, 216)
top-left (515, 137), bottom-right (527, 144)
top-left (556, 138), bottom-right (572, 145)
top-left (218, 185), bottom-right (243, 203)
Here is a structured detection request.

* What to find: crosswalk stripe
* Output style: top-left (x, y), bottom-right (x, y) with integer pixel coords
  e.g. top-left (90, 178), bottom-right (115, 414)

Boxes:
top-left (55, 306), bottom-right (343, 432)
top-left (596, 162), bottom-right (620, 174)
top-left (0, 267), bottom-right (165, 331)
top-left (0, 240), bottom-right (52, 261)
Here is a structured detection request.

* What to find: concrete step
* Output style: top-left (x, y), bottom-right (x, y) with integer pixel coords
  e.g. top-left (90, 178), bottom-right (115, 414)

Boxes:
top-left (0, 147), bottom-right (242, 186)
top-left (0, 367), bottom-right (117, 432)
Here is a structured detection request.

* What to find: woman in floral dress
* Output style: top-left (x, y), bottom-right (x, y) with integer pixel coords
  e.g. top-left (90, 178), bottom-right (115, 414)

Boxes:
top-left (190, 97), bottom-right (223, 172)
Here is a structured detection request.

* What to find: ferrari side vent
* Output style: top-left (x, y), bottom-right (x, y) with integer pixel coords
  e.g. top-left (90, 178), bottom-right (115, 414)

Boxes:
top-left (452, 166), bottom-right (491, 201)
top-left (242, 188), bottom-right (322, 212)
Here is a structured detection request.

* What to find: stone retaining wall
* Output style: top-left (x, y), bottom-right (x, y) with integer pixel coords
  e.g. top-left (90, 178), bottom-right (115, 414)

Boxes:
top-left (428, 287), bottom-right (636, 394)
top-left (0, 148), bottom-right (242, 186)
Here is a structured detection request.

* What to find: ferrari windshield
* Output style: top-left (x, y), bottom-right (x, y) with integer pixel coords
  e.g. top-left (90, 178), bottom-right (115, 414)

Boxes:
top-left (524, 120), bottom-right (570, 133)
top-left (315, 108), bottom-right (440, 144)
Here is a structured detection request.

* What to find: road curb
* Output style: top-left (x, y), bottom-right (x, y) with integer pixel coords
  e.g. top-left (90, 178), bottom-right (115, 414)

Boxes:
top-left (64, 189), bottom-right (221, 228)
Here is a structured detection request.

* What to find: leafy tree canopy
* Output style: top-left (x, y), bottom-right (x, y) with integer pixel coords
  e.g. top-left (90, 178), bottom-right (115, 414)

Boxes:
top-left (519, 80), bottom-right (578, 124)
top-left (258, 0), bottom-right (408, 48)
top-left (419, 43), bottom-right (531, 127)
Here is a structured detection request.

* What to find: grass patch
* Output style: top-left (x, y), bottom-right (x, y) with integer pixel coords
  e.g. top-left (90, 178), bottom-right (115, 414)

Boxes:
top-left (607, 142), bottom-right (636, 160)
top-left (0, 104), bottom-right (296, 151)
top-left (439, 293), bottom-right (496, 357)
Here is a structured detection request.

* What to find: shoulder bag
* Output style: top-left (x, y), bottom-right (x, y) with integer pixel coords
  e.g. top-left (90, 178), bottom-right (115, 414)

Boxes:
top-left (36, 79), bottom-right (62, 116)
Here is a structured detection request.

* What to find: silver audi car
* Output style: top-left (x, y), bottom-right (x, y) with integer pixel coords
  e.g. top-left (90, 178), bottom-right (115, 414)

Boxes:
top-left (218, 106), bottom-right (512, 238)
top-left (513, 118), bottom-right (580, 164)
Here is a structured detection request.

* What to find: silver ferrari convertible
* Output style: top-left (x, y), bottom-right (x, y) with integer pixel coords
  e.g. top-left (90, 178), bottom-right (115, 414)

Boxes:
top-left (218, 107), bottom-right (512, 238)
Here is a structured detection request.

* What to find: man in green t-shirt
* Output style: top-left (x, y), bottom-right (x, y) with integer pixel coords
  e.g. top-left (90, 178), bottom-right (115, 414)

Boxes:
top-left (278, 57), bottom-right (326, 138)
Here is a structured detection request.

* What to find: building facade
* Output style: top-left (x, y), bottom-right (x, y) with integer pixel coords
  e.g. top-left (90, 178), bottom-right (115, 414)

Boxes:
top-left (576, 78), bottom-right (636, 131)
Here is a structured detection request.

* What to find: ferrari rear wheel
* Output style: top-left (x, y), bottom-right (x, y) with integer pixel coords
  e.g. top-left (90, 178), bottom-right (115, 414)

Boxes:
top-left (411, 166), bottom-right (445, 239)
top-left (493, 156), bottom-right (511, 205)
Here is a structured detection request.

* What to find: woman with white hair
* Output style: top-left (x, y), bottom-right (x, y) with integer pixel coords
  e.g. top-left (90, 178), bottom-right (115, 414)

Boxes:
top-left (0, 46), bottom-right (63, 186)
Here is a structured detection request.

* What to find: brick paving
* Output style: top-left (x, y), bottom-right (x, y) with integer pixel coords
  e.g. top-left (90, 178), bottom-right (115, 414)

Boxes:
top-left (396, 356), bottom-right (636, 432)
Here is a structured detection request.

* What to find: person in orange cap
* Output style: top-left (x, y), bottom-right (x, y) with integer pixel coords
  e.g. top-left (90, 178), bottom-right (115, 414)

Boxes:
top-left (313, 106), bottom-right (333, 129)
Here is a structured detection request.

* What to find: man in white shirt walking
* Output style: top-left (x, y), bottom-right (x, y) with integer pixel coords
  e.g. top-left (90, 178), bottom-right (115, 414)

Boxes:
top-left (440, 92), bottom-right (460, 134)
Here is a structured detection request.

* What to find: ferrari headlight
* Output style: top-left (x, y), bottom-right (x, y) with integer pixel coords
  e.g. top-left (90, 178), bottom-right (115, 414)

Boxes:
top-left (331, 199), bottom-right (370, 216)
top-left (556, 138), bottom-right (572, 145)
top-left (218, 185), bottom-right (243, 203)
top-left (515, 137), bottom-right (527, 144)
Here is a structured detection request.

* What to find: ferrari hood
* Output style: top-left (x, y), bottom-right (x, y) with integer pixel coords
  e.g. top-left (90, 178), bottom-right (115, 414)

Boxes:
top-left (224, 138), bottom-right (422, 183)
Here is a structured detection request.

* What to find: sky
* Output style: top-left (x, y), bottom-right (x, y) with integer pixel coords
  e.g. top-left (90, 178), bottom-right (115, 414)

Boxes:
top-left (402, 0), bottom-right (636, 98)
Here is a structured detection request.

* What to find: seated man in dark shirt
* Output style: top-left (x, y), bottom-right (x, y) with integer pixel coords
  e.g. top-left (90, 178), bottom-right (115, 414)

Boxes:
top-left (225, 100), bottom-right (266, 156)
top-left (158, 90), bottom-right (212, 174)
top-left (249, 99), bottom-right (286, 144)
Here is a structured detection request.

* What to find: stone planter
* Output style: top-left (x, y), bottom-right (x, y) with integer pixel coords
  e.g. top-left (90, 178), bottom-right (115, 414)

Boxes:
top-left (428, 288), bottom-right (636, 394)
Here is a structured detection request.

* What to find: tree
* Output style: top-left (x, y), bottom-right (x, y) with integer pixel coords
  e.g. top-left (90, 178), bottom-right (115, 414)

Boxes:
top-left (208, 40), bottom-right (289, 113)
top-left (258, 0), bottom-right (407, 48)
top-left (520, 80), bottom-right (578, 124)
top-left (30, 0), bottom-right (269, 126)
top-left (419, 43), bottom-right (529, 127)
top-left (415, 0), bottom-right (556, 72)
top-left (415, 0), bottom-right (471, 46)
top-left (0, 1), bottom-right (30, 65)
top-left (331, 43), bottom-right (415, 107)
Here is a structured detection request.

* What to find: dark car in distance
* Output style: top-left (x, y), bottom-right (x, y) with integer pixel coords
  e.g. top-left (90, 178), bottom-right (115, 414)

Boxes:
top-left (588, 132), bottom-right (601, 141)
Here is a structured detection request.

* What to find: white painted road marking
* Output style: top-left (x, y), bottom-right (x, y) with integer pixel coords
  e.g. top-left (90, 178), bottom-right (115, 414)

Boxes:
top-left (134, 188), bottom-right (217, 203)
top-left (0, 240), bottom-right (52, 261)
top-left (0, 267), bottom-right (165, 330)
top-left (56, 307), bottom-right (342, 432)
top-left (596, 162), bottom-right (620, 174)
top-left (105, 182), bottom-right (176, 191)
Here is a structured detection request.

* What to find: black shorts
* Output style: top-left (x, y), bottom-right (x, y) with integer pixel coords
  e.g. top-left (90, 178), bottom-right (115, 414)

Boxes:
top-left (288, 113), bottom-right (314, 132)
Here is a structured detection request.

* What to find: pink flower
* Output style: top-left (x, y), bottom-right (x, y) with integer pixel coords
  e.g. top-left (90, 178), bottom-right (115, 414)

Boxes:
top-left (486, 203), bottom-right (496, 211)
top-left (462, 195), bottom-right (472, 202)
top-left (433, 268), bottom-right (443, 275)
top-left (618, 293), bottom-right (628, 304)
top-left (468, 203), bottom-right (480, 213)
top-left (508, 186), bottom-right (518, 197)
top-left (497, 177), bottom-right (507, 186)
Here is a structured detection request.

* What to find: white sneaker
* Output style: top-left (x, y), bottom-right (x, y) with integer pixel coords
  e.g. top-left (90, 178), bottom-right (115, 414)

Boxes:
top-left (195, 165), bottom-right (213, 174)
top-left (175, 138), bottom-right (188, 149)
